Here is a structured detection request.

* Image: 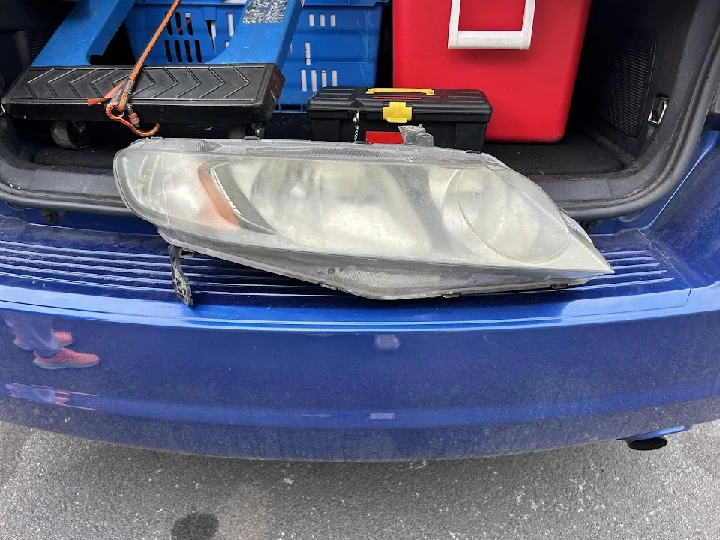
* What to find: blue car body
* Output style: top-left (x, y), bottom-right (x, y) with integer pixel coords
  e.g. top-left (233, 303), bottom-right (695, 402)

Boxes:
top-left (0, 128), bottom-right (719, 460)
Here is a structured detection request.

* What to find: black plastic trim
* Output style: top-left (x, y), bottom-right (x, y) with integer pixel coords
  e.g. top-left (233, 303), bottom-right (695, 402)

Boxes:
top-left (539, 0), bottom-right (720, 219)
top-left (0, 128), bottom-right (131, 215)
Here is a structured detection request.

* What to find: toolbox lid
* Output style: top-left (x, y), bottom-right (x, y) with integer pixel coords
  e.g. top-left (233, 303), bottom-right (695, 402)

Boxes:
top-left (306, 87), bottom-right (493, 123)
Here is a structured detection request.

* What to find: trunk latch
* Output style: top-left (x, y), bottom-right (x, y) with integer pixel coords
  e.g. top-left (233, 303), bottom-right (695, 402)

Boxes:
top-left (649, 94), bottom-right (670, 126)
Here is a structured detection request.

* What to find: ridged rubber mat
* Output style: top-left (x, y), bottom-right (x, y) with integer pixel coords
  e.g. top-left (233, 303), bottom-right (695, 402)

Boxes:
top-left (2, 64), bottom-right (284, 124)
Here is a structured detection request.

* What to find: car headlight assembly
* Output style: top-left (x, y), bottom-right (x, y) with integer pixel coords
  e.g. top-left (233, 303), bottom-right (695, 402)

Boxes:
top-left (114, 138), bottom-right (612, 301)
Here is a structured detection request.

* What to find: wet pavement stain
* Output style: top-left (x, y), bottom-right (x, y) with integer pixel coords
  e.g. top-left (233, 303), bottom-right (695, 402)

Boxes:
top-left (171, 513), bottom-right (219, 540)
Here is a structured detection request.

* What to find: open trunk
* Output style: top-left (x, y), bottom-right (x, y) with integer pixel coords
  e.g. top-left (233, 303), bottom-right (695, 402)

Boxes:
top-left (1, 0), bottom-right (719, 222)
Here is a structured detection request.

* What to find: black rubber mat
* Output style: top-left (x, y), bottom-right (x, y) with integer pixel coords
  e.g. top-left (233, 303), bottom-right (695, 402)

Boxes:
top-left (33, 147), bottom-right (117, 169)
top-left (32, 130), bottom-right (624, 178)
top-left (266, 114), bottom-right (625, 177)
top-left (484, 133), bottom-right (624, 176)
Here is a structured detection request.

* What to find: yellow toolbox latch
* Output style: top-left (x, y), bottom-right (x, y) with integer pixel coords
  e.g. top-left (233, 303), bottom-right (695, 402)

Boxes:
top-left (383, 102), bottom-right (413, 124)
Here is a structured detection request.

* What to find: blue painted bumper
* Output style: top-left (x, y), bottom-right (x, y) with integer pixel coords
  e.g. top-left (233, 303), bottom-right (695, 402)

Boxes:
top-left (1, 133), bottom-right (720, 459)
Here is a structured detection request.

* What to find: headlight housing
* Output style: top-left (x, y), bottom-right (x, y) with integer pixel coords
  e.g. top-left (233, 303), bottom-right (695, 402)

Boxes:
top-left (114, 138), bottom-right (612, 299)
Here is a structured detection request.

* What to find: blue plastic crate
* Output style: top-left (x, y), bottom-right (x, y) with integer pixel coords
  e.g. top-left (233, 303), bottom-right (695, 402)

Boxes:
top-left (124, 0), bottom-right (388, 110)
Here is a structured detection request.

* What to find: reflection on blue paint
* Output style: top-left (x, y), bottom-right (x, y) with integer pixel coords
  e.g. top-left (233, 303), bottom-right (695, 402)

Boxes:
top-left (4, 382), bottom-right (95, 411)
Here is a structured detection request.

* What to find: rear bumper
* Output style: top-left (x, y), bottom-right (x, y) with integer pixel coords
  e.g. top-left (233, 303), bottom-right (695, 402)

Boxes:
top-left (3, 391), bottom-right (720, 460)
top-left (1, 134), bottom-right (720, 459)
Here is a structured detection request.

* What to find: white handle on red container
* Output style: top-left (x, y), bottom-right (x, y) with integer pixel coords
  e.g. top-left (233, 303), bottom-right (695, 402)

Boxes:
top-left (448, 0), bottom-right (535, 50)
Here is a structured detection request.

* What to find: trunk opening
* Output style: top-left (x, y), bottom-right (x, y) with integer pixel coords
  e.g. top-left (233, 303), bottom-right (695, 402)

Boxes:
top-left (1, 0), bottom-right (719, 220)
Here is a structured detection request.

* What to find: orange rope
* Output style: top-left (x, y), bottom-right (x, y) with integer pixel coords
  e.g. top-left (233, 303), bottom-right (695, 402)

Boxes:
top-left (88, 0), bottom-right (183, 136)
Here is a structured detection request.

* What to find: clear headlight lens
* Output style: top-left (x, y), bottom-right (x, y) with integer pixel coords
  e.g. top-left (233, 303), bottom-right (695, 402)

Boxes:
top-left (114, 138), bottom-right (612, 299)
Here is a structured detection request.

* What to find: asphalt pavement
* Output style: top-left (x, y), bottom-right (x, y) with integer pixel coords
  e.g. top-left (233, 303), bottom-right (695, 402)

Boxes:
top-left (0, 420), bottom-right (719, 539)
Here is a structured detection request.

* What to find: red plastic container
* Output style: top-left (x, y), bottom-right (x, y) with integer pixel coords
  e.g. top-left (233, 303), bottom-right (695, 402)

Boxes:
top-left (393, 0), bottom-right (591, 142)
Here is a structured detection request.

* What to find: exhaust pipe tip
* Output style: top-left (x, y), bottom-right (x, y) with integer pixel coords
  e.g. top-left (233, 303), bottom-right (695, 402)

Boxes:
top-left (622, 425), bottom-right (691, 450)
top-left (626, 436), bottom-right (668, 451)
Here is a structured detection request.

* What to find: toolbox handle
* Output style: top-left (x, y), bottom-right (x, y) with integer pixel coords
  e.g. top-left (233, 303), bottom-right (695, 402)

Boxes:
top-left (448, 0), bottom-right (535, 50)
top-left (367, 88), bottom-right (435, 96)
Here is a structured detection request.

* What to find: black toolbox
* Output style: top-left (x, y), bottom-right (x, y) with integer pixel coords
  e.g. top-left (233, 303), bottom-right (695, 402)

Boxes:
top-left (306, 87), bottom-right (493, 151)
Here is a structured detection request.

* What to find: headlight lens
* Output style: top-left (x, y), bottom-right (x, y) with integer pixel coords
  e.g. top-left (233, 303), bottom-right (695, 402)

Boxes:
top-left (115, 138), bottom-right (612, 299)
